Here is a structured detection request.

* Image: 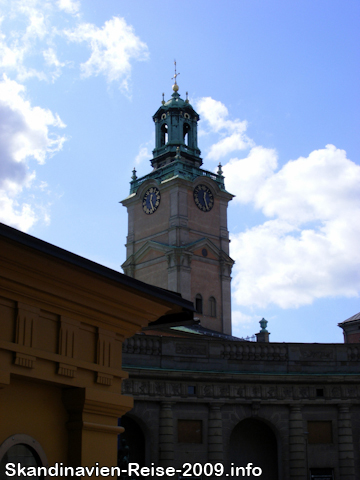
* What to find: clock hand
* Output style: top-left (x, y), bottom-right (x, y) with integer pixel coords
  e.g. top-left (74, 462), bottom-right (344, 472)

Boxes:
top-left (203, 192), bottom-right (208, 209)
top-left (150, 194), bottom-right (154, 210)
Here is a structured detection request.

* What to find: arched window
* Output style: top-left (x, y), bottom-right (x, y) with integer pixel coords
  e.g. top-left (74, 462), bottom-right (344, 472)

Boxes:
top-left (195, 294), bottom-right (203, 314)
top-left (209, 297), bottom-right (216, 317)
top-left (0, 435), bottom-right (48, 479)
top-left (183, 123), bottom-right (190, 146)
top-left (161, 124), bottom-right (168, 146)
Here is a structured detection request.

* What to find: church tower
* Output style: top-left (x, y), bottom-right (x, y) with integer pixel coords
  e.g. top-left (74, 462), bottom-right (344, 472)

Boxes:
top-left (121, 73), bottom-right (234, 334)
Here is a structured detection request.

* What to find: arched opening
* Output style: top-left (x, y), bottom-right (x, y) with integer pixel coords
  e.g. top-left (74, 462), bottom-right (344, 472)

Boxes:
top-left (229, 418), bottom-right (278, 480)
top-left (183, 123), bottom-right (190, 146)
top-left (161, 124), bottom-right (168, 146)
top-left (195, 294), bottom-right (203, 314)
top-left (0, 435), bottom-right (48, 479)
top-left (209, 296), bottom-right (216, 317)
top-left (118, 415), bottom-right (146, 469)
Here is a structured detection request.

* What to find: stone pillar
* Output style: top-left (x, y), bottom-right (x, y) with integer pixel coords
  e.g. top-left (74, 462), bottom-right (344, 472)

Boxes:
top-left (159, 402), bottom-right (174, 469)
top-left (338, 404), bottom-right (355, 479)
top-left (289, 405), bottom-right (306, 479)
top-left (208, 404), bottom-right (223, 464)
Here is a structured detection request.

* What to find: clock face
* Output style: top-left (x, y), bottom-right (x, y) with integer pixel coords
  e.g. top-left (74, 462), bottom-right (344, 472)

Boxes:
top-left (142, 187), bottom-right (161, 215)
top-left (193, 184), bottom-right (214, 212)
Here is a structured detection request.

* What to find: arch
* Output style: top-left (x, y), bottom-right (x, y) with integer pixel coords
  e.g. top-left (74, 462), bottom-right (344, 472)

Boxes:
top-left (0, 434), bottom-right (48, 478)
top-left (195, 294), bottom-right (203, 314)
top-left (118, 415), bottom-right (146, 468)
top-left (208, 296), bottom-right (216, 317)
top-left (229, 418), bottom-right (278, 480)
top-left (160, 124), bottom-right (168, 146)
top-left (183, 123), bottom-right (190, 146)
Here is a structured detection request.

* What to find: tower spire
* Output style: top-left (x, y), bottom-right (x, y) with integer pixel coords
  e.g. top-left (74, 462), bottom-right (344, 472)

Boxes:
top-left (171, 60), bottom-right (180, 92)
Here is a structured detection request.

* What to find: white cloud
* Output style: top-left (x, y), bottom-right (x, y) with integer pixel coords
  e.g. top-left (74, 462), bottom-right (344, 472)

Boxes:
top-left (135, 145), bottom-right (151, 165)
top-left (0, 3), bottom-right (148, 90)
top-left (222, 146), bottom-right (278, 203)
top-left (227, 145), bottom-right (360, 309)
top-left (57, 0), bottom-right (80, 15)
top-left (0, 74), bottom-right (66, 230)
top-left (65, 16), bottom-right (149, 91)
top-left (195, 97), bottom-right (253, 159)
top-left (195, 97), bottom-right (360, 310)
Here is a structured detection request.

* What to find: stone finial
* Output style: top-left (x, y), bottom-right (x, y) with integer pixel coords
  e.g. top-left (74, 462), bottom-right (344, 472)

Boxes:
top-left (175, 146), bottom-right (181, 160)
top-left (260, 318), bottom-right (268, 332)
top-left (256, 318), bottom-right (270, 343)
top-left (131, 168), bottom-right (137, 182)
top-left (217, 162), bottom-right (223, 176)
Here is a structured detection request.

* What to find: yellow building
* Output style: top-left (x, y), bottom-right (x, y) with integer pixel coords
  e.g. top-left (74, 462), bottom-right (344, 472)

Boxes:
top-left (0, 222), bottom-right (193, 476)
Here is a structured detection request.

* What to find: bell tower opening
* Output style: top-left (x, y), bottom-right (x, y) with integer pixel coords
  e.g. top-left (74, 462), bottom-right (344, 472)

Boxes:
top-left (183, 122), bottom-right (190, 146)
top-left (161, 124), bottom-right (168, 146)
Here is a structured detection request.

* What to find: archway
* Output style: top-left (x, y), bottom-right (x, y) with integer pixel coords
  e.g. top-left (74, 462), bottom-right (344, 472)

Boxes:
top-left (229, 418), bottom-right (278, 480)
top-left (118, 415), bottom-right (146, 468)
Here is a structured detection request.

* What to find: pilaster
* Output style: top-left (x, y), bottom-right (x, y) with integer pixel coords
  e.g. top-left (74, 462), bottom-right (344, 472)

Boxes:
top-left (159, 401), bottom-right (175, 469)
top-left (208, 403), bottom-right (223, 464)
top-left (338, 404), bottom-right (355, 479)
top-left (289, 405), bottom-right (306, 479)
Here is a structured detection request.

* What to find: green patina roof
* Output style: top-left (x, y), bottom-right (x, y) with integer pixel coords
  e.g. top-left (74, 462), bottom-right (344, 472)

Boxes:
top-left (129, 159), bottom-right (226, 195)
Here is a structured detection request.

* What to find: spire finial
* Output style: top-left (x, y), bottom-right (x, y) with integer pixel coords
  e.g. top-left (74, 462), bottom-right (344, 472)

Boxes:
top-left (161, 93), bottom-right (165, 105)
top-left (185, 91), bottom-right (189, 103)
top-left (172, 60), bottom-right (180, 92)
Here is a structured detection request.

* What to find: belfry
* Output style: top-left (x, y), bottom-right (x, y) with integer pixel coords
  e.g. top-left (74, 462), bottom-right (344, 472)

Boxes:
top-left (121, 70), bottom-right (234, 334)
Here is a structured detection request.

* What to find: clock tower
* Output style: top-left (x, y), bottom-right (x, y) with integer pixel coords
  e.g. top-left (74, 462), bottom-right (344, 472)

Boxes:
top-left (121, 79), bottom-right (234, 334)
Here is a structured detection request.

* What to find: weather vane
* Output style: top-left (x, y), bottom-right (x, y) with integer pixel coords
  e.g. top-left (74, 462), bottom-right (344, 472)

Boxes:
top-left (172, 60), bottom-right (180, 85)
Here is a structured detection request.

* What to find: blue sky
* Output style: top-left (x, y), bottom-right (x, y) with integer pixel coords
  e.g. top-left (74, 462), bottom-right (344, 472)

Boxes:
top-left (1, 0), bottom-right (359, 342)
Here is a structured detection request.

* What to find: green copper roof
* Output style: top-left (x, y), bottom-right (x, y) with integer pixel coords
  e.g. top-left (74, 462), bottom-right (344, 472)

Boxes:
top-left (129, 159), bottom-right (226, 195)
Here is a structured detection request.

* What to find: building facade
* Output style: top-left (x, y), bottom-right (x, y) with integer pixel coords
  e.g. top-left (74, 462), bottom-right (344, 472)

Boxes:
top-left (0, 223), bottom-right (193, 473)
top-left (120, 83), bottom-right (360, 480)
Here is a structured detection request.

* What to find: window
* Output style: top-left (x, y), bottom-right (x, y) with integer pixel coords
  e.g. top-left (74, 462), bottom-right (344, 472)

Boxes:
top-left (183, 123), bottom-right (190, 146)
top-left (188, 385), bottom-right (196, 395)
top-left (178, 420), bottom-right (202, 443)
top-left (307, 421), bottom-right (333, 444)
top-left (0, 435), bottom-right (48, 480)
top-left (195, 294), bottom-right (203, 314)
top-left (161, 124), bottom-right (168, 146)
top-left (209, 297), bottom-right (216, 317)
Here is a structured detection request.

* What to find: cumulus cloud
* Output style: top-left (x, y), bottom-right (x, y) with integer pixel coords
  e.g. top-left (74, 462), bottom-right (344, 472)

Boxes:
top-left (0, 75), bottom-right (66, 230)
top-left (222, 146), bottom-right (278, 203)
top-left (65, 16), bottom-right (149, 91)
top-left (0, 2), bottom-right (148, 89)
top-left (195, 96), bottom-right (360, 310)
top-left (195, 97), bottom-right (253, 160)
top-left (57, 0), bottom-right (80, 15)
top-left (135, 144), bottom-right (151, 165)
top-left (227, 145), bottom-right (360, 309)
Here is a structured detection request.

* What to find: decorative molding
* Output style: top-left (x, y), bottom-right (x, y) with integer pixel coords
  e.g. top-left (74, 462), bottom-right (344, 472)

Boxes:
top-left (122, 379), bottom-right (360, 402)
top-left (59, 316), bottom-right (80, 359)
top-left (300, 348), bottom-right (334, 360)
top-left (221, 343), bottom-right (288, 361)
top-left (97, 328), bottom-right (115, 369)
top-left (14, 352), bottom-right (36, 368)
top-left (15, 303), bottom-right (39, 348)
top-left (96, 372), bottom-right (113, 386)
top-left (58, 362), bottom-right (77, 378)
top-left (175, 343), bottom-right (207, 356)
top-left (123, 336), bottom-right (161, 355)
